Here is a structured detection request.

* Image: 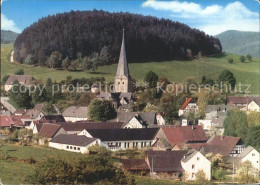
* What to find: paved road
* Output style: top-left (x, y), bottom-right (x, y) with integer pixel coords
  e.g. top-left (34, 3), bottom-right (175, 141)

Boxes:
top-left (0, 97), bottom-right (16, 113)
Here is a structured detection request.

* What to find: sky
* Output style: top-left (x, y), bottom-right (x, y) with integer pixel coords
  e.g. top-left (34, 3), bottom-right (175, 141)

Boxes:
top-left (1, 0), bottom-right (259, 35)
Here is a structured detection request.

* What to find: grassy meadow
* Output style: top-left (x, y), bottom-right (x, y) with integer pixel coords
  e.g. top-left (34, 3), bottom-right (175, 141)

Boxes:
top-left (0, 144), bottom-right (200, 185)
top-left (1, 43), bottom-right (260, 94)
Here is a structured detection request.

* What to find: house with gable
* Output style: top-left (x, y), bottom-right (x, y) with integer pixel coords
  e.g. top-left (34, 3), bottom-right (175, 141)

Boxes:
top-left (110, 111), bottom-right (164, 128)
top-left (246, 98), bottom-right (260, 112)
top-left (145, 150), bottom-right (187, 179)
top-left (181, 150), bottom-right (211, 180)
top-left (38, 123), bottom-right (67, 145)
top-left (154, 125), bottom-right (208, 151)
top-left (227, 96), bottom-right (260, 112)
top-left (178, 98), bottom-right (198, 117)
top-left (237, 146), bottom-right (259, 172)
top-left (49, 134), bottom-right (107, 153)
top-left (202, 135), bottom-right (245, 157)
top-left (62, 106), bottom-right (88, 122)
top-left (78, 128), bottom-right (159, 151)
top-left (4, 75), bottom-right (33, 91)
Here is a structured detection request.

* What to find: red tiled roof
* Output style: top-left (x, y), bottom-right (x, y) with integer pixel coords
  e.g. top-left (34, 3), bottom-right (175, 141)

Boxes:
top-left (203, 135), bottom-right (242, 157)
top-left (188, 143), bottom-right (207, 151)
top-left (179, 98), bottom-right (192, 110)
top-left (38, 123), bottom-right (62, 138)
top-left (11, 115), bottom-right (25, 126)
top-left (0, 116), bottom-right (14, 127)
top-left (162, 126), bottom-right (208, 147)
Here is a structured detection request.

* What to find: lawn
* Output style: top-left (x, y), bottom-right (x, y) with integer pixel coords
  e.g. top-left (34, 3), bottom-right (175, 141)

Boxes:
top-left (0, 144), bottom-right (86, 184)
top-left (0, 144), bottom-right (200, 185)
top-left (1, 43), bottom-right (260, 95)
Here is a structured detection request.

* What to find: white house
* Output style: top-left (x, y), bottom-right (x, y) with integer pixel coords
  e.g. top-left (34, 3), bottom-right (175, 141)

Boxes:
top-left (178, 98), bottom-right (198, 117)
top-left (156, 113), bottom-right (165, 126)
top-left (21, 109), bottom-right (45, 128)
top-left (238, 146), bottom-right (259, 172)
top-left (247, 100), bottom-right (260, 112)
top-left (79, 128), bottom-right (159, 151)
top-left (123, 116), bottom-right (145, 128)
top-left (198, 119), bottom-right (212, 130)
top-left (62, 106), bottom-right (88, 122)
top-left (181, 151), bottom-right (211, 180)
top-left (49, 134), bottom-right (107, 153)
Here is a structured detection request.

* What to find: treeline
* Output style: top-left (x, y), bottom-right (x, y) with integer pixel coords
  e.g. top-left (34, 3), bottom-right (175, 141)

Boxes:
top-left (14, 10), bottom-right (222, 68)
top-left (224, 110), bottom-right (260, 150)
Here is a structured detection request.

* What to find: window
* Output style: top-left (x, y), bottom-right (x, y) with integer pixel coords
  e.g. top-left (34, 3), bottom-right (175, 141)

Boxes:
top-left (116, 142), bottom-right (118, 146)
top-left (119, 143), bottom-right (121, 147)
top-left (136, 142), bottom-right (138, 147)
top-left (252, 153), bottom-right (255, 156)
top-left (66, 146), bottom-right (69, 149)
top-left (149, 142), bottom-right (152, 147)
top-left (133, 142), bottom-right (135, 147)
top-left (118, 82), bottom-right (120, 84)
top-left (192, 164), bottom-right (195, 169)
top-left (124, 142), bottom-right (127, 148)
top-left (122, 82), bottom-right (124, 84)
top-left (70, 146), bottom-right (72, 149)
top-left (77, 147), bottom-right (80, 150)
top-left (128, 142), bottom-right (130, 148)
top-left (74, 147), bottom-right (76, 150)
top-left (197, 157), bottom-right (200, 160)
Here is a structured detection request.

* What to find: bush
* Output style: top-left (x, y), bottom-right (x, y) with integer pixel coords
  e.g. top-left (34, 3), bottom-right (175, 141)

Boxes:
top-left (240, 55), bottom-right (246, 63)
top-left (228, 58), bottom-right (233, 64)
top-left (14, 69), bottom-right (24, 75)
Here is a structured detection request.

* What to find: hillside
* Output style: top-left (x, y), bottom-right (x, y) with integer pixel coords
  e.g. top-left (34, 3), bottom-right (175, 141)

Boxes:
top-left (1, 30), bottom-right (19, 43)
top-left (14, 10), bottom-right (221, 66)
top-left (2, 43), bottom-right (260, 95)
top-left (216, 30), bottom-right (260, 58)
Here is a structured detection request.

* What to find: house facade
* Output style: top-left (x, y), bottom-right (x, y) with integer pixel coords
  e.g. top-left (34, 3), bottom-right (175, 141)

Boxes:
top-left (181, 151), bottom-right (211, 180)
top-left (238, 146), bottom-right (260, 171)
top-left (178, 98), bottom-right (198, 117)
top-left (79, 128), bottom-right (159, 151)
top-left (203, 135), bottom-right (245, 157)
top-left (49, 134), bottom-right (107, 153)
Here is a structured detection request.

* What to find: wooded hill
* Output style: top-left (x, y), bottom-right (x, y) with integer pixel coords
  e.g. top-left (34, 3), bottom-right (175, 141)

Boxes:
top-left (216, 30), bottom-right (259, 58)
top-left (1, 30), bottom-right (19, 44)
top-left (14, 10), bottom-right (222, 67)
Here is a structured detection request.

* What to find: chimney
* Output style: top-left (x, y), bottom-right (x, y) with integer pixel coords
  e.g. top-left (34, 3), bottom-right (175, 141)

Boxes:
top-left (221, 132), bottom-right (224, 140)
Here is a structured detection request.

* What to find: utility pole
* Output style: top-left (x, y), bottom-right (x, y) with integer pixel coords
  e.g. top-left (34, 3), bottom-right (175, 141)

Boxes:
top-left (232, 157), bottom-right (235, 184)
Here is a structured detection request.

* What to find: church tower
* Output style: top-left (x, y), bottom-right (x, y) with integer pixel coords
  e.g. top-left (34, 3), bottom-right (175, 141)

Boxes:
top-left (114, 29), bottom-right (132, 93)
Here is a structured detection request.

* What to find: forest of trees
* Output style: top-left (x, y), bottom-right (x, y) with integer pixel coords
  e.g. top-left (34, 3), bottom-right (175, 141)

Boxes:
top-left (14, 10), bottom-right (222, 68)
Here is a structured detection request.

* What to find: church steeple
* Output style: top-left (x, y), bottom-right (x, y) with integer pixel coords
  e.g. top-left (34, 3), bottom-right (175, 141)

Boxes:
top-left (114, 29), bottom-right (132, 93)
top-left (115, 29), bottom-right (130, 78)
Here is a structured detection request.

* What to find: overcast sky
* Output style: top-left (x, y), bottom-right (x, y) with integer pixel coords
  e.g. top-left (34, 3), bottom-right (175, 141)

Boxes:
top-left (1, 0), bottom-right (259, 35)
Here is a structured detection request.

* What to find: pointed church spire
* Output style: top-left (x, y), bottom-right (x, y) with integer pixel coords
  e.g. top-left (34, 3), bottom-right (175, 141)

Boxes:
top-left (115, 29), bottom-right (130, 78)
